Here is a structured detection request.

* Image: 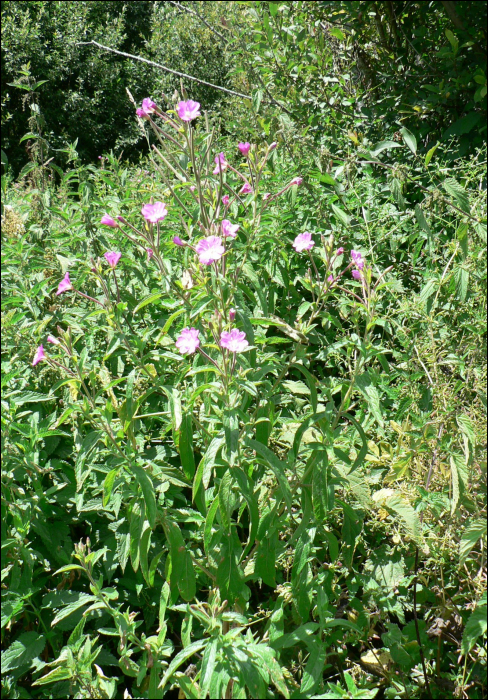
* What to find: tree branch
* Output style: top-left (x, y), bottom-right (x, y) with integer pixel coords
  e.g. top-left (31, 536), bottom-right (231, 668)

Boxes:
top-left (74, 40), bottom-right (251, 100)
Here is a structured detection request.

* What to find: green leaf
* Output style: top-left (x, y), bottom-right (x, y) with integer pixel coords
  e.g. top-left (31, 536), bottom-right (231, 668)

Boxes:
top-left (179, 411), bottom-right (196, 479)
top-left (102, 468), bottom-right (119, 508)
top-left (290, 363), bottom-right (318, 412)
top-left (414, 204), bottom-right (431, 234)
top-left (232, 468), bottom-right (259, 558)
top-left (204, 496), bottom-right (219, 554)
top-left (193, 434), bottom-right (224, 501)
top-left (442, 177), bottom-right (470, 213)
top-left (400, 127), bottom-right (417, 155)
top-left (369, 141), bottom-right (403, 156)
top-left (355, 372), bottom-right (384, 427)
top-left (459, 520), bottom-right (487, 565)
top-left (312, 451), bottom-right (331, 523)
top-left (300, 643), bottom-right (327, 694)
top-left (216, 533), bottom-right (248, 606)
top-left (1, 632), bottom-right (46, 673)
top-left (133, 293), bottom-right (163, 314)
top-left (461, 605), bottom-right (487, 655)
top-left (163, 519), bottom-right (196, 601)
top-left (455, 268), bottom-right (469, 303)
top-left (132, 466), bottom-right (156, 529)
top-left (32, 666), bottom-right (73, 685)
top-left (255, 530), bottom-right (278, 586)
top-left (382, 494), bottom-right (422, 541)
top-left (223, 409), bottom-right (239, 466)
top-left (450, 452), bottom-right (468, 514)
top-left (330, 202), bottom-right (351, 226)
top-left (252, 89), bottom-right (263, 113)
top-left (51, 593), bottom-right (96, 626)
top-left (139, 523), bottom-right (152, 586)
top-left (158, 640), bottom-right (207, 690)
top-left (424, 142), bottom-right (439, 166)
top-left (247, 439), bottom-right (292, 512)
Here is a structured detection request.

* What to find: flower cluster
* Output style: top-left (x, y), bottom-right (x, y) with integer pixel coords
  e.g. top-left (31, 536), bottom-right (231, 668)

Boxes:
top-left (175, 327), bottom-right (249, 355)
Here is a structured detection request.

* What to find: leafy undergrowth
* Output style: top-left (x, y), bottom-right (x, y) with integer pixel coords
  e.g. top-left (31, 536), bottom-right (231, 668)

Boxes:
top-left (1, 101), bottom-right (487, 700)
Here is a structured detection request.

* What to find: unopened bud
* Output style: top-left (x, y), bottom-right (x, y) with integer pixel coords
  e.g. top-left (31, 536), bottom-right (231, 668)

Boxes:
top-left (229, 308), bottom-right (236, 322)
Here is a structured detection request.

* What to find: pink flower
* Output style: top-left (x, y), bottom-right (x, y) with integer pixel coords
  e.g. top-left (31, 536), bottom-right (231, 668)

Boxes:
top-left (327, 274), bottom-right (335, 284)
top-left (104, 251), bottom-right (121, 269)
top-left (229, 308), bottom-right (236, 322)
top-left (146, 248), bottom-right (154, 260)
top-left (47, 335), bottom-right (60, 345)
top-left (263, 192), bottom-right (272, 200)
top-left (351, 250), bottom-right (365, 270)
top-left (220, 329), bottom-right (249, 353)
top-left (352, 269), bottom-right (362, 280)
top-left (239, 182), bottom-right (253, 195)
top-left (177, 100), bottom-right (201, 122)
top-left (32, 345), bottom-right (46, 366)
top-left (269, 142), bottom-right (278, 151)
top-left (142, 98), bottom-right (157, 113)
top-left (195, 236), bottom-right (225, 265)
top-left (336, 247), bottom-right (344, 256)
top-left (56, 272), bottom-right (73, 296)
top-left (291, 177), bottom-right (303, 186)
top-left (136, 108), bottom-right (149, 119)
top-left (222, 195), bottom-right (230, 206)
top-left (293, 232), bottom-right (314, 252)
top-left (101, 214), bottom-right (118, 227)
top-left (173, 236), bottom-right (185, 246)
top-left (221, 219), bottom-right (239, 239)
top-left (238, 142), bottom-right (251, 155)
top-left (190, 185), bottom-right (196, 192)
top-left (141, 201), bottom-right (168, 223)
top-left (213, 152), bottom-right (227, 175)
top-left (176, 327), bottom-right (200, 355)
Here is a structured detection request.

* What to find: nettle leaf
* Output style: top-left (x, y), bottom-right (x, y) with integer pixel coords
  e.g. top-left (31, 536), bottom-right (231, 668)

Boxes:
top-left (461, 604), bottom-right (487, 655)
top-left (450, 452), bottom-right (469, 514)
top-left (1, 632), bottom-right (46, 673)
top-left (459, 519), bottom-right (486, 565)
top-left (442, 177), bottom-right (470, 213)
top-left (355, 372), bottom-right (384, 427)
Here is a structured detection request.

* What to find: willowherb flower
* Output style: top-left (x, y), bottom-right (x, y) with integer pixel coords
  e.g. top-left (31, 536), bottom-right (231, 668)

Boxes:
top-left (239, 182), bottom-right (253, 195)
top-left (327, 274), bottom-right (335, 284)
top-left (293, 232), bottom-right (314, 252)
top-left (177, 100), bottom-right (201, 122)
top-left (56, 272), bottom-right (73, 296)
top-left (290, 177), bottom-right (303, 186)
top-left (176, 327), bottom-right (200, 355)
top-left (195, 236), bottom-right (225, 265)
top-left (101, 214), bottom-right (118, 227)
top-left (141, 201), bottom-right (168, 223)
top-left (220, 329), bottom-right (249, 353)
top-left (142, 98), bottom-right (157, 113)
top-left (238, 142), bottom-right (251, 155)
top-left (352, 269), bottom-right (363, 280)
top-left (213, 152), bottom-right (227, 175)
top-left (146, 248), bottom-right (154, 260)
top-left (190, 185), bottom-right (196, 192)
top-left (336, 247), bottom-right (345, 256)
top-left (173, 236), bottom-right (185, 246)
top-left (221, 219), bottom-right (239, 239)
top-left (222, 195), bottom-right (230, 206)
top-left (351, 250), bottom-right (365, 270)
top-left (263, 192), bottom-right (272, 200)
top-left (104, 251), bottom-right (122, 269)
top-left (32, 345), bottom-right (46, 366)
top-left (47, 335), bottom-right (60, 345)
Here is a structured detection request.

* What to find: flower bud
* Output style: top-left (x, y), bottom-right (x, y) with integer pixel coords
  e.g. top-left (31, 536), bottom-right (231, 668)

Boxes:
top-left (229, 308), bottom-right (236, 322)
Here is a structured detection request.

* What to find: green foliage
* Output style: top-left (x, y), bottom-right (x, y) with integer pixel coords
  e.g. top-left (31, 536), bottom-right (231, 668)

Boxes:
top-left (1, 3), bottom-right (487, 699)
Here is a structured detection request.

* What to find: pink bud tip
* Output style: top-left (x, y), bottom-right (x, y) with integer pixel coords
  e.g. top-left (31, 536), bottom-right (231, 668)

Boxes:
top-left (269, 142), bottom-right (278, 151)
top-left (101, 214), bottom-right (118, 227)
top-left (336, 247), bottom-right (345, 255)
top-left (47, 335), bottom-right (60, 345)
top-left (229, 308), bottom-right (236, 322)
top-left (173, 236), bottom-right (185, 246)
top-left (222, 195), bottom-right (230, 206)
top-left (290, 177), bottom-right (303, 186)
top-left (146, 248), bottom-right (154, 260)
top-left (56, 272), bottom-right (73, 296)
top-left (32, 345), bottom-right (46, 366)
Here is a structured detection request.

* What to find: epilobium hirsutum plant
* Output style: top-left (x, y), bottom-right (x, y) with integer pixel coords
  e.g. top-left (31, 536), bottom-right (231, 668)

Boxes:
top-left (32, 92), bottom-right (393, 697)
